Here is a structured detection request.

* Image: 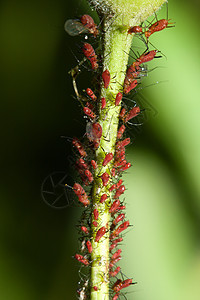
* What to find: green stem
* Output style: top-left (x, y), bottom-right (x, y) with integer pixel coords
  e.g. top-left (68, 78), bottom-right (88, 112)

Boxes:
top-left (88, 0), bottom-right (167, 299)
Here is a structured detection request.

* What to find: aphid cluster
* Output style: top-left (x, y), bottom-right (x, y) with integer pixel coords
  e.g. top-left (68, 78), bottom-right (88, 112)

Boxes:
top-left (64, 6), bottom-right (171, 299)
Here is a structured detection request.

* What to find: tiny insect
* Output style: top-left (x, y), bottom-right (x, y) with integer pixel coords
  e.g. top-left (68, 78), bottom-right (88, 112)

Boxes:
top-left (81, 226), bottom-right (89, 234)
top-left (64, 14), bottom-right (98, 37)
top-left (124, 79), bottom-right (138, 94)
top-left (72, 183), bottom-right (90, 206)
top-left (82, 43), bottom-right (98, 70)
top-left (93, 221), bottom-right (98, 227)
top-left (102, 153), bottom-right (114, 166)
top-left (86, 88), bottom-right (97, 101)
top-left (101, 172), bottom-right (110, 186)
top-left (86, 240), bottom-right (93, 253)
top-left (137, 50), bottom-right (158, 65)
top-left (116, 138), bottom-right (130, 149)
top-left (100, 193), bottom-right (107, 203)
top-left (124, 106), bottom-right (140, 123)
top-left (72, 137), bottom-right (87, 157)
top-left (119, 107), bottom-right (126, 119)
top-left (112, 213), bottom-right (125, 227)
top-left (95, 226), bottom-right (106, 242)
top-left (113, 278), bottom-right (133, 292)
top-left (118, 162), bottom-right (131, 172)
top-left (80, 14), bottom-right (99, 37)
top-left (74, 254), bottom-right (89, 266)
top-left (117, 125), bottom-right (126, 139)
top-left (109, 237), bottom-right (123, 251)
top-left (112, 293), bottom-right (120, 300)
top-left (84, 169), bottom-right (94, 183)
top-left (109, 266), bottom-right (121, 277)
top-left (86, 122), bottom-right (102, 142)
top-left (109, 199), bottom-right (121, 214)
top-left (128, 25), bottom-right (143, 34)
top-left (101, 97), bottom-right (106, 109)
top-left (91, 159), bottom-right (98, 169)
top-left (109, 184), bottom-right (117, 192)
top-left (110, 220), bottom-right (130, 239)
top-left (114, 185), bottom-right (125, 199)
top-left (111, 249), bottom-right (122, 260)
top-left (93, 208), bottom-right (99, 220)
top-left (110, 256), bottom-right (121, 268)
top-left (102, 69), bottom-right (111, 89)
top-left (115, 92), bottom-right (122, 106)
top-left (83, 106), bottom-right (96, 119)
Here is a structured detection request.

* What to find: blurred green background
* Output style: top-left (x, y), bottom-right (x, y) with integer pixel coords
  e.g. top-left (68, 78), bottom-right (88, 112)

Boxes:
top-left (0, 0), bottom-right (200, 299)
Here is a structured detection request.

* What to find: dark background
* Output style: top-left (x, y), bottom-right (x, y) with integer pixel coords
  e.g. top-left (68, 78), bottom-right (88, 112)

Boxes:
top-left (0, 0), bottom-right (200, 299)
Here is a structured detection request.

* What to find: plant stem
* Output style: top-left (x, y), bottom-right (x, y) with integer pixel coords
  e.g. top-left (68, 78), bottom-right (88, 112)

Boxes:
top-left (87, 0), bottom-right (167, 299)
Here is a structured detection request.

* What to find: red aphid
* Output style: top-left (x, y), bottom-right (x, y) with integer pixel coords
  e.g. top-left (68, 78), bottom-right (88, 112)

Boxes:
top-left (93, 286), bottom-right (98, 291)
top-left (81, 226), bottom-right (89, 234)
top-left (83, 107), bottom-right (96, 119)
top-left (101, 172), bottom-right (110, 186)
top-left (119, 107), bottom-right (126, 119)
top-left (109, 266), bottom-right (121, 277)
top-left (116, 179), bottom-right (123, 188)
top-left (110, 256), bottom-right (121, 267)
top-left (115, 92), bottom-right (122, 106)
top-left (128, 25), bottom-right (143, 34)
top-left (93, 208), bottom-right (99, 220)
top-left (111, 249), bottom-right (122, 260)
top-left (112, 213), bottom-right (125, 226)
top-left (86, 87), bottom-right (97, 101)
top-left (120, 279), bottom-right (133, 290)
top-left (102, 153), bottom-right (114, 166)
top-left (82, 43), bottom-right (98, 70)
top-left (118, 162), bottom-right (131, 172)
top-left (109, 184), bottom-right (117, 192)
top-left (77, 158), bottom-right (88, 170)
top-left (113, 293), bottom-right (119, 300)
top-left (117, 125), bottom-right (125, 139)
top-left (95, 226), bottom-right (106, 242)
top-left (145, 19), bottom-right (169, 38)
top-left (101, 97), bottom-right (106, 109)
top-left (113, 278), bottom-right (132, 292)
top-left (73, 183), bottom-right (90, 206)
top-left (93, 140), bottom-right (100, 149)
top-left (114, 185), bottom-right (125, 199)
top-left (109, 199), bottom-right (121, 214)
top-left (72, 137), bottom-right (87, 157)
top-left (109, 237), bottom-right (123, 251)
top-left (111, 220), bottom-right (130, 238)
top-left (111, 168), bottom-right (116, 177)
top-left (86, 122), bottom-right (102, 144)
top-left (91, 159), bottom-right (98, 169)
top-left (100, 193), bottom-right (107, 203)
top-left (125, 106), bottom-right (140, 123)
top-left (80, 14), bottom-right (99, 37)
top-left (116, 205), bottom-right (126, 212)
top-left (124, 79), bottom-right (138, 94)
top-left (113, 279), bottom-right (122, 292)
top-left (114, 159), bottom-right (127, 168)
top-left (86, 101), bottom-right (94, 110)
top-left (102, 69), bottom-right (110, 89)
top-left (93, 221), bottom-right (98, 227)
top-left (86, 240), bottom-right (93, 253)
top-left (84, 169), bottom-right (94, 183)
top-left (116, 138), bottom-right (130, 149)
top-left (137, 50), bottom-right (158, 65)
top-left (74, 254), bottom-right (89, 266)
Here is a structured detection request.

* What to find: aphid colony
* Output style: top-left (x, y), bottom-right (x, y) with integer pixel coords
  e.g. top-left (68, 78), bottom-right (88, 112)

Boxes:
top-left (64, 7), bottom-right (170, 300)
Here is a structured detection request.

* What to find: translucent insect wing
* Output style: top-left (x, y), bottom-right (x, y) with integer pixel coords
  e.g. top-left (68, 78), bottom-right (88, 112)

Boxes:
top-left (64, 19), bottom-right (88, 36)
